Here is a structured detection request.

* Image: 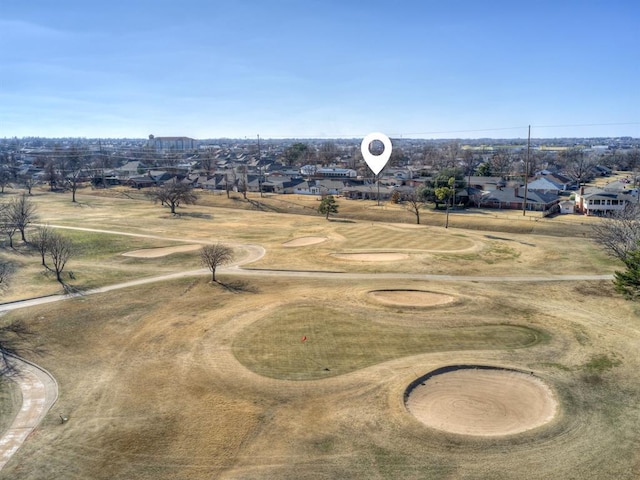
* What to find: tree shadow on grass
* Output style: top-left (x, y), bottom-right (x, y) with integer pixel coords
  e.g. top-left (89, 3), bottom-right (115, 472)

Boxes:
top-left (62, 282), bottom-right (88, 296)
top-left (179, 212), bottom-right (213, 219)
top-left (217, 280), bottom-right (258, 294)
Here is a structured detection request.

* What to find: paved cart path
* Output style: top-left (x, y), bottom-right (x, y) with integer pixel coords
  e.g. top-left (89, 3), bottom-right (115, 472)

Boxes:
top-left (0, 357), bottom-right (58, 471)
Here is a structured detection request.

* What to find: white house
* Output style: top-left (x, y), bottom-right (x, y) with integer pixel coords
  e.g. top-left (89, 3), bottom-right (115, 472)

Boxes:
top-left (575, 187), bottom-right (635, 215)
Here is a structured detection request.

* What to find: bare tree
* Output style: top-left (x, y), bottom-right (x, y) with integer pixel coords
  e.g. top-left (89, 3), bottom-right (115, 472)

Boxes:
top-left (491, 149), bottom-right (513, 179)
top-left (421, 144), bottom-right (441, 168)
top-left (318, 141), bottom-right (338, 166)
top-left (441, 141), bottom-right (461, 169)
top-left (200, 243), bottom-right (234, 282)
top-left (560, 148), bottom-right (596, 187)
top-left (65, 145), bottom-right (88, 202)
top-left (149, 181), bottom-right (198, 214)
top-left (238, 166), bottom-right (248, 200)
top-left (461, 149), bottom-right (476, 195)
top-left (48, 231), bottom-right (74, 283)
top-left (43, 159), bottom-right (59, 191)
top-left (0, 260), bottom-right (14, 289)
top-left (592, 203), bottom-right (640, 264)
top-left (389, 146), bottom-right (409, 167)
top-left (0, 203), bottom-right (18, 248)
top-left (224, 172), bottom-right (231, 199)
top-left (33, 225), bottom-right (53, 267)
top-left (0, 170), bottom-right (12, 194)
top-left (8, 194), bottom-right (37, 243)
top-left (403, 188), bottom-right (428, 224)
top-left (20, 174), bottom-right (37, 195)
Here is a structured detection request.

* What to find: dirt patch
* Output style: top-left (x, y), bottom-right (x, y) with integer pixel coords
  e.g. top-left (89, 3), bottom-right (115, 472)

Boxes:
top-left (369, 290), bottom-right (455, 307)
top-left (122, 245), bottom-right (202, 258)
top-left (282, 236), bottom-right (327, 247)
top-left (405, 366), bottom-right (558, 436)
top-left (333, 252), bottom-right (409, 262)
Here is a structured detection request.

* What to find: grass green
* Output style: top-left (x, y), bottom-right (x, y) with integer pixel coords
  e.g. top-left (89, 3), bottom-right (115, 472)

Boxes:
top-left (234, 304), bottom-right (542, 380)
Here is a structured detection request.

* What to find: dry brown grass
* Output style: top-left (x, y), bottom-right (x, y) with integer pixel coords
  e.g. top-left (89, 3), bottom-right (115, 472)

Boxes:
top-left (0, 188), bottom-right (638, 480)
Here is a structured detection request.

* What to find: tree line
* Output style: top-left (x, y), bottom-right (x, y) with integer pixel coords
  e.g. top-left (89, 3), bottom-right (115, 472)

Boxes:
top-left (0, 195), bottom-right (74, 291)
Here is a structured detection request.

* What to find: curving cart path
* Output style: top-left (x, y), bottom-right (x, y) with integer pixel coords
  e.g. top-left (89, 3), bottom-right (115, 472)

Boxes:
top-left (0, 357), bottom-right (58, 470)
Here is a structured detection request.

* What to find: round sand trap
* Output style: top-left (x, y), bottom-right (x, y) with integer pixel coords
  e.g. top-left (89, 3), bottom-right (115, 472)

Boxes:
top-left (406, 367), bottom-right (558, 436)
top-left (333, 252), bottom-right (409, 262)
top-left (122, 245), bottom-right (202, 258)
top-left (282, 236), bottom-right (327, 247)
top-left (370, 290), bottom-right (455, 307)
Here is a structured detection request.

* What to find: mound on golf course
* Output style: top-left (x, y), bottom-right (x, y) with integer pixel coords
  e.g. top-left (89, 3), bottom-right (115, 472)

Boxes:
top-left (369, 290), bottom-right (455, 307)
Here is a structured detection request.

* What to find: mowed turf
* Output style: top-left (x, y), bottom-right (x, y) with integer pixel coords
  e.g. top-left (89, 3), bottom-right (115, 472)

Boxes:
top-left (0, 188), bottom-right (638, 480)
top-left (233, 304), bottom-right (543, 380)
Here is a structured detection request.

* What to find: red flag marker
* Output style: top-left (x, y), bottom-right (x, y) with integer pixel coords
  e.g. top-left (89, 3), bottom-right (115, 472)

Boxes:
top-left (301, 335), bottom-right (307, 342)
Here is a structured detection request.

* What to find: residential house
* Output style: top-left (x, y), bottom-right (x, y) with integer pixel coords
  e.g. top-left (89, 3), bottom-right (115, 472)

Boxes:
top-left (118, 161), bottom-right (145, 177)
top-left (574, 187), bottom-right (635, 215)
top-left (127, 175), bottom-right (156, 189)
top-left (126, 170), bottom-right (173, 189)
top-left (293, 179), bottom-right (346, 195)
top-left (293, 180), bottom-right (322, 195)
top-left (525, 177), bottom-right (563, 195)
top-left (536, 171), bottom-right (575, 190)
top-left (300, 166), bottom-right (357, 178)
top-left (467, 176), bottom-right (505, 191)
top-left (342, 184), bottom-right (394, 200)
top-left (479, 186), bottom-right (560, 213)
top-left (260, 176), bottom-right (305, 194)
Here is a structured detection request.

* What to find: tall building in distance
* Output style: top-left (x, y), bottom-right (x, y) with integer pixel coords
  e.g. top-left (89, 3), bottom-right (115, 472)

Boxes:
top-left (148, 135), bottom-right (196, 152)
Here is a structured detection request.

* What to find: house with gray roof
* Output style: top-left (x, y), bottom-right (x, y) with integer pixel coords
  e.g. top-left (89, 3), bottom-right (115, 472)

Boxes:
top-left (526, 177), bottom-right (563, 194)
top-left (479, 186), bottom-right (560, 213)
top-left (574, 186), bottom-right (635, 215)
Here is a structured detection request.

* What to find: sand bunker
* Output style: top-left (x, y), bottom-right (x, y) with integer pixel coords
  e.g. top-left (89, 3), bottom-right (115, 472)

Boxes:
top-left (282, 237), bottom-right (327, 247)
top-left (333, 252), bottom-right (409, 262)
top-left (122, 245), bottom-right (202, 258)
top-left (406, 367), bottom-right (558, 436)
top-left (370, 290), bottom-right (455, 307)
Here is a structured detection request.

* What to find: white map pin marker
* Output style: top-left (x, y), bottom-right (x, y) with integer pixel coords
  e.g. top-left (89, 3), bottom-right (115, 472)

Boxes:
top-left (361, 132), bottom-right (392, 176)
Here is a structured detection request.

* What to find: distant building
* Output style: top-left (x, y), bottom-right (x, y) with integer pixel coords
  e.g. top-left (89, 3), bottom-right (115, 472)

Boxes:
top-left (148, 135), bottom-right (196, 152)
top-left (300, 165), bottom-right (357, 178)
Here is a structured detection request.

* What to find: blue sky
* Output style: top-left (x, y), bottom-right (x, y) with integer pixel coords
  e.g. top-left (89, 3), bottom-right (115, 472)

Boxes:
top-left (2, 0), bottom-right (639, 139)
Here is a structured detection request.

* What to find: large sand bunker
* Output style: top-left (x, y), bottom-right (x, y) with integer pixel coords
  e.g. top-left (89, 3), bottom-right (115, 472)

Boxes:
top-left (122, 245), bottom-right (202, 258)
top-left (282, 237), bottom-right (327, 247)
top-left (369, 290), bottom-right (455, 307)
top-left (333, 252), bottom-right (409, 262)
top-left (405, 366), bottom-right (558, 436)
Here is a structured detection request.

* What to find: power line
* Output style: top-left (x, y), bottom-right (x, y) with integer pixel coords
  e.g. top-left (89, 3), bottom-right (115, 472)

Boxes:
top-left (5, 121), bottom-right (639, 144)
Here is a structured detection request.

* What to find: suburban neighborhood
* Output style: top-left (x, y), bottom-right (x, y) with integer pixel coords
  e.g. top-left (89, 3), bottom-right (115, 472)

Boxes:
top-left (2, 135), bottom-right (639, 217)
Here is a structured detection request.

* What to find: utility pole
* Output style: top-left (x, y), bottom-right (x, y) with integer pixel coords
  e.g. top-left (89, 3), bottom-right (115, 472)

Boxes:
top-left (522, 125), bottom-right (531, 216)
